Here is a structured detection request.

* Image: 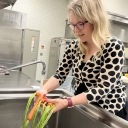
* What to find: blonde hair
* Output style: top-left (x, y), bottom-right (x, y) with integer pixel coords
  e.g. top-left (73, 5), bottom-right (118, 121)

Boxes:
top-left (67, 0), bottom-right (110, 54)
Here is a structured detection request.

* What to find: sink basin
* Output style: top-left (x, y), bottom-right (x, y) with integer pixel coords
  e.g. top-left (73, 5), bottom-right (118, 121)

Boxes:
top-left (0, 98), bottom-right (100, 128)
top-left (0, 89), bottom-right (128, 128)
top-left (0, 98), bottom-right (109, 128)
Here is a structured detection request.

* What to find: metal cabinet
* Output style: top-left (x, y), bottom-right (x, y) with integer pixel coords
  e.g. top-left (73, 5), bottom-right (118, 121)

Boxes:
top-left (22, 29), bottom-right (40, 80)
top-left (47, 38), bottom-right (73, 79)
top-left (47, 37), bottom-right (61, 79)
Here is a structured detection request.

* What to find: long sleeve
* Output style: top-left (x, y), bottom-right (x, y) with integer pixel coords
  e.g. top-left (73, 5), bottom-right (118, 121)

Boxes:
top-left (53, 41), bottom-right (76, 85)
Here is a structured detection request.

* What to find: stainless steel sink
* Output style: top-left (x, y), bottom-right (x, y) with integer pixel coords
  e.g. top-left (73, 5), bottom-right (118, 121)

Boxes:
top-left (0, 89), bottom-right (128, 128)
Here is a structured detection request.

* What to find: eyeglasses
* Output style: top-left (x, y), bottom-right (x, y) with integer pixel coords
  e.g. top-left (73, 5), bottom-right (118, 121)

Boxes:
top-left (68, 21), bottom-right (88, 31)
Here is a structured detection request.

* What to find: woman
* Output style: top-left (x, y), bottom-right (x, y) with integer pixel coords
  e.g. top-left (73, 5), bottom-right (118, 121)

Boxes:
top-left (37, 0), bottom-right (127, 120)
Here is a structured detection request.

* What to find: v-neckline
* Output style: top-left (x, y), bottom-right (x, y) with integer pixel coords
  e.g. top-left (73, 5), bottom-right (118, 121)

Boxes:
top-left (82, 50), bottom-right (99, 63)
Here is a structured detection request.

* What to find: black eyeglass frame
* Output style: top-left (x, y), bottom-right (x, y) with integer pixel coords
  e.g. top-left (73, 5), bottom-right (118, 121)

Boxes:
top-left (68, 21), bottom-right (88, 30)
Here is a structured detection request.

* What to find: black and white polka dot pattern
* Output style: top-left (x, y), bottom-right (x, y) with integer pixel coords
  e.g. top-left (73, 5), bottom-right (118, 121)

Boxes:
top-left (53, 37), bottom-right (127, 114)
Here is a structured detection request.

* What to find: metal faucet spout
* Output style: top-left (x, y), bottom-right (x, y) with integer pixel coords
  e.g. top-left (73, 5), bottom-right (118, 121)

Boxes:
top-left (40, 60), bottom-right (46, 75)
top-left (1, 60), bottom-right (46, 75)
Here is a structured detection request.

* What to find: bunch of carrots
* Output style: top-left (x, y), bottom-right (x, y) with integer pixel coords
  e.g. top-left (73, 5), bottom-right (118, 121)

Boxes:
top-left (22, 92), bottom-right (55, 128)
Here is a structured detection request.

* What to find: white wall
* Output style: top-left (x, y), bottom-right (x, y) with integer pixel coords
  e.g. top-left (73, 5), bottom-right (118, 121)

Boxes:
top-left (102, 0), bottom-right (128, 16)
top-left (68, 0), bottom-right (128, 16)
top-left (5, 0), bottom-right (128, 81)
top-left (6, 0), bottom-right (68, 80)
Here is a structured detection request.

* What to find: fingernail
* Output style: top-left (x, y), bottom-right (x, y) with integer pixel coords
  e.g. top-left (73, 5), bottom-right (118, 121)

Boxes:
top-left (45, 98), bottom-right (48, 102)
top-left (43, 94), bottom-right (46, 97)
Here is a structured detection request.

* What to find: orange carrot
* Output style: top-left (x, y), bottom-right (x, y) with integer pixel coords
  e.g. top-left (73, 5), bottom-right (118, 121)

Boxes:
top-left (36, 91), bottom-right (42, 97)
top-left (36, 92), bottom-right (46, 98)
top-left (41, 98), bottom-right (46, 103)
top-left (27, 92), bottom-right (49, 121)
top-left (27, 97), bottom-right (42, 121)
top-left (47, 102), bottom-right (53, 107)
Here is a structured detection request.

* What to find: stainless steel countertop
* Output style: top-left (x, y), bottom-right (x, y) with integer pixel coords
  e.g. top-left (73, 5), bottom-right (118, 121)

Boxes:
top-left (0, 71), bottom-right (40, 89)
top-left (0, 89), bottom-right (128, 128)
top-left (0, 71), bottom-right (128, 127)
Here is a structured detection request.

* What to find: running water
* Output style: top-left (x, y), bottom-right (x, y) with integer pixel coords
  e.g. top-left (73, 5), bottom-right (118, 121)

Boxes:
top-left (31, 75), bottom-right (44, 89)
top-left (40, 75), bottom-right (45, 87)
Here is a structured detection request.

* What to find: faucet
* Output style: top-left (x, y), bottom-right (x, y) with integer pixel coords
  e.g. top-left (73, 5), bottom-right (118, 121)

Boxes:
top-left (0, 65), bottom-right (9, 75)
top-left (0, 60), bottom-right (46, 75)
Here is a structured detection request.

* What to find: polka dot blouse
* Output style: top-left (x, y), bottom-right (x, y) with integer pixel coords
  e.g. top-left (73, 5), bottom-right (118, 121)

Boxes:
top-left (53, 37), bottom-right (127, 114)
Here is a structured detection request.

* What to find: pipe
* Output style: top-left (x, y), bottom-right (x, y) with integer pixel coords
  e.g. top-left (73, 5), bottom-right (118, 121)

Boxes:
top-left (0, 60), bottom-right (46, 75)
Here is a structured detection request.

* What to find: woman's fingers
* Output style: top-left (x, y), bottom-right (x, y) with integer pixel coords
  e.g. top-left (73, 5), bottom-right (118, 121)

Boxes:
top-left (34, 89), bottom-right (48, 104)
top-left (45, 98), bottom-right (68, 113)
top-left (46, 98), bottom-right (56, 103)
top-left (36, 89), bottom-right (47, 97)
top-left (34, 97), bottom-right (67, 113)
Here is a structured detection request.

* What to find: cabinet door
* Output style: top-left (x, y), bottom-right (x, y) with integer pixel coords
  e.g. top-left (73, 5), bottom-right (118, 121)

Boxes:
top-left (22, 29), bottom-right (40, 80)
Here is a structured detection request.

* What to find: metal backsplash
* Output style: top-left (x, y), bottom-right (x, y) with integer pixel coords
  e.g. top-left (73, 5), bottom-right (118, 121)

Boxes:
top-left (110, 21), bottom-right (128, 43)
top-left (0, 9), bottom-right (27, 68)
top-left (0, 26), bottom-right (22, 67)
top-left (108, 11), bottom-right (128, 25)
top-left (0, 9), bottom-right (27, 29)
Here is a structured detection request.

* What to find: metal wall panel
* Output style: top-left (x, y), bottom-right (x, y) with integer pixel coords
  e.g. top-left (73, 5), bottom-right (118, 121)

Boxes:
top-left (0, 9), bottom-right (26, 29)
top-left (0, 26), bottom-right (22, 67)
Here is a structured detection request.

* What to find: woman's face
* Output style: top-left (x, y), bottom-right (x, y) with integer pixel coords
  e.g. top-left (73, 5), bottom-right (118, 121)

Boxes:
top-left (69, 11), bottom-right (94, 43)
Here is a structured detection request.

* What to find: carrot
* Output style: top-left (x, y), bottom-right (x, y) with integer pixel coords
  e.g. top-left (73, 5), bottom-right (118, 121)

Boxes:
top-left (23, 92), bottom-right (55, 128)
top-left (36, 91), bottom-right (46, 98)
top-left (27, 96), bottom-right (42, 121)
top-left (36, 91), bottom-right (42, 97)
top-left (41, 98), bottom-right (46, 103)
top-left (47, 102), bottom-right (53, 107)
top-left (27, 92), bottom-right (47, 121)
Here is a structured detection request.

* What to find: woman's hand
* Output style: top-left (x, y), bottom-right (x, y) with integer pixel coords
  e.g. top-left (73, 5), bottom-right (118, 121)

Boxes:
top-left (46, 98), bottom-right (68, 113)
top-left (34, 89), bottom-right (48, 103)
top-left (36, 88), bottom-right (47, 96)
